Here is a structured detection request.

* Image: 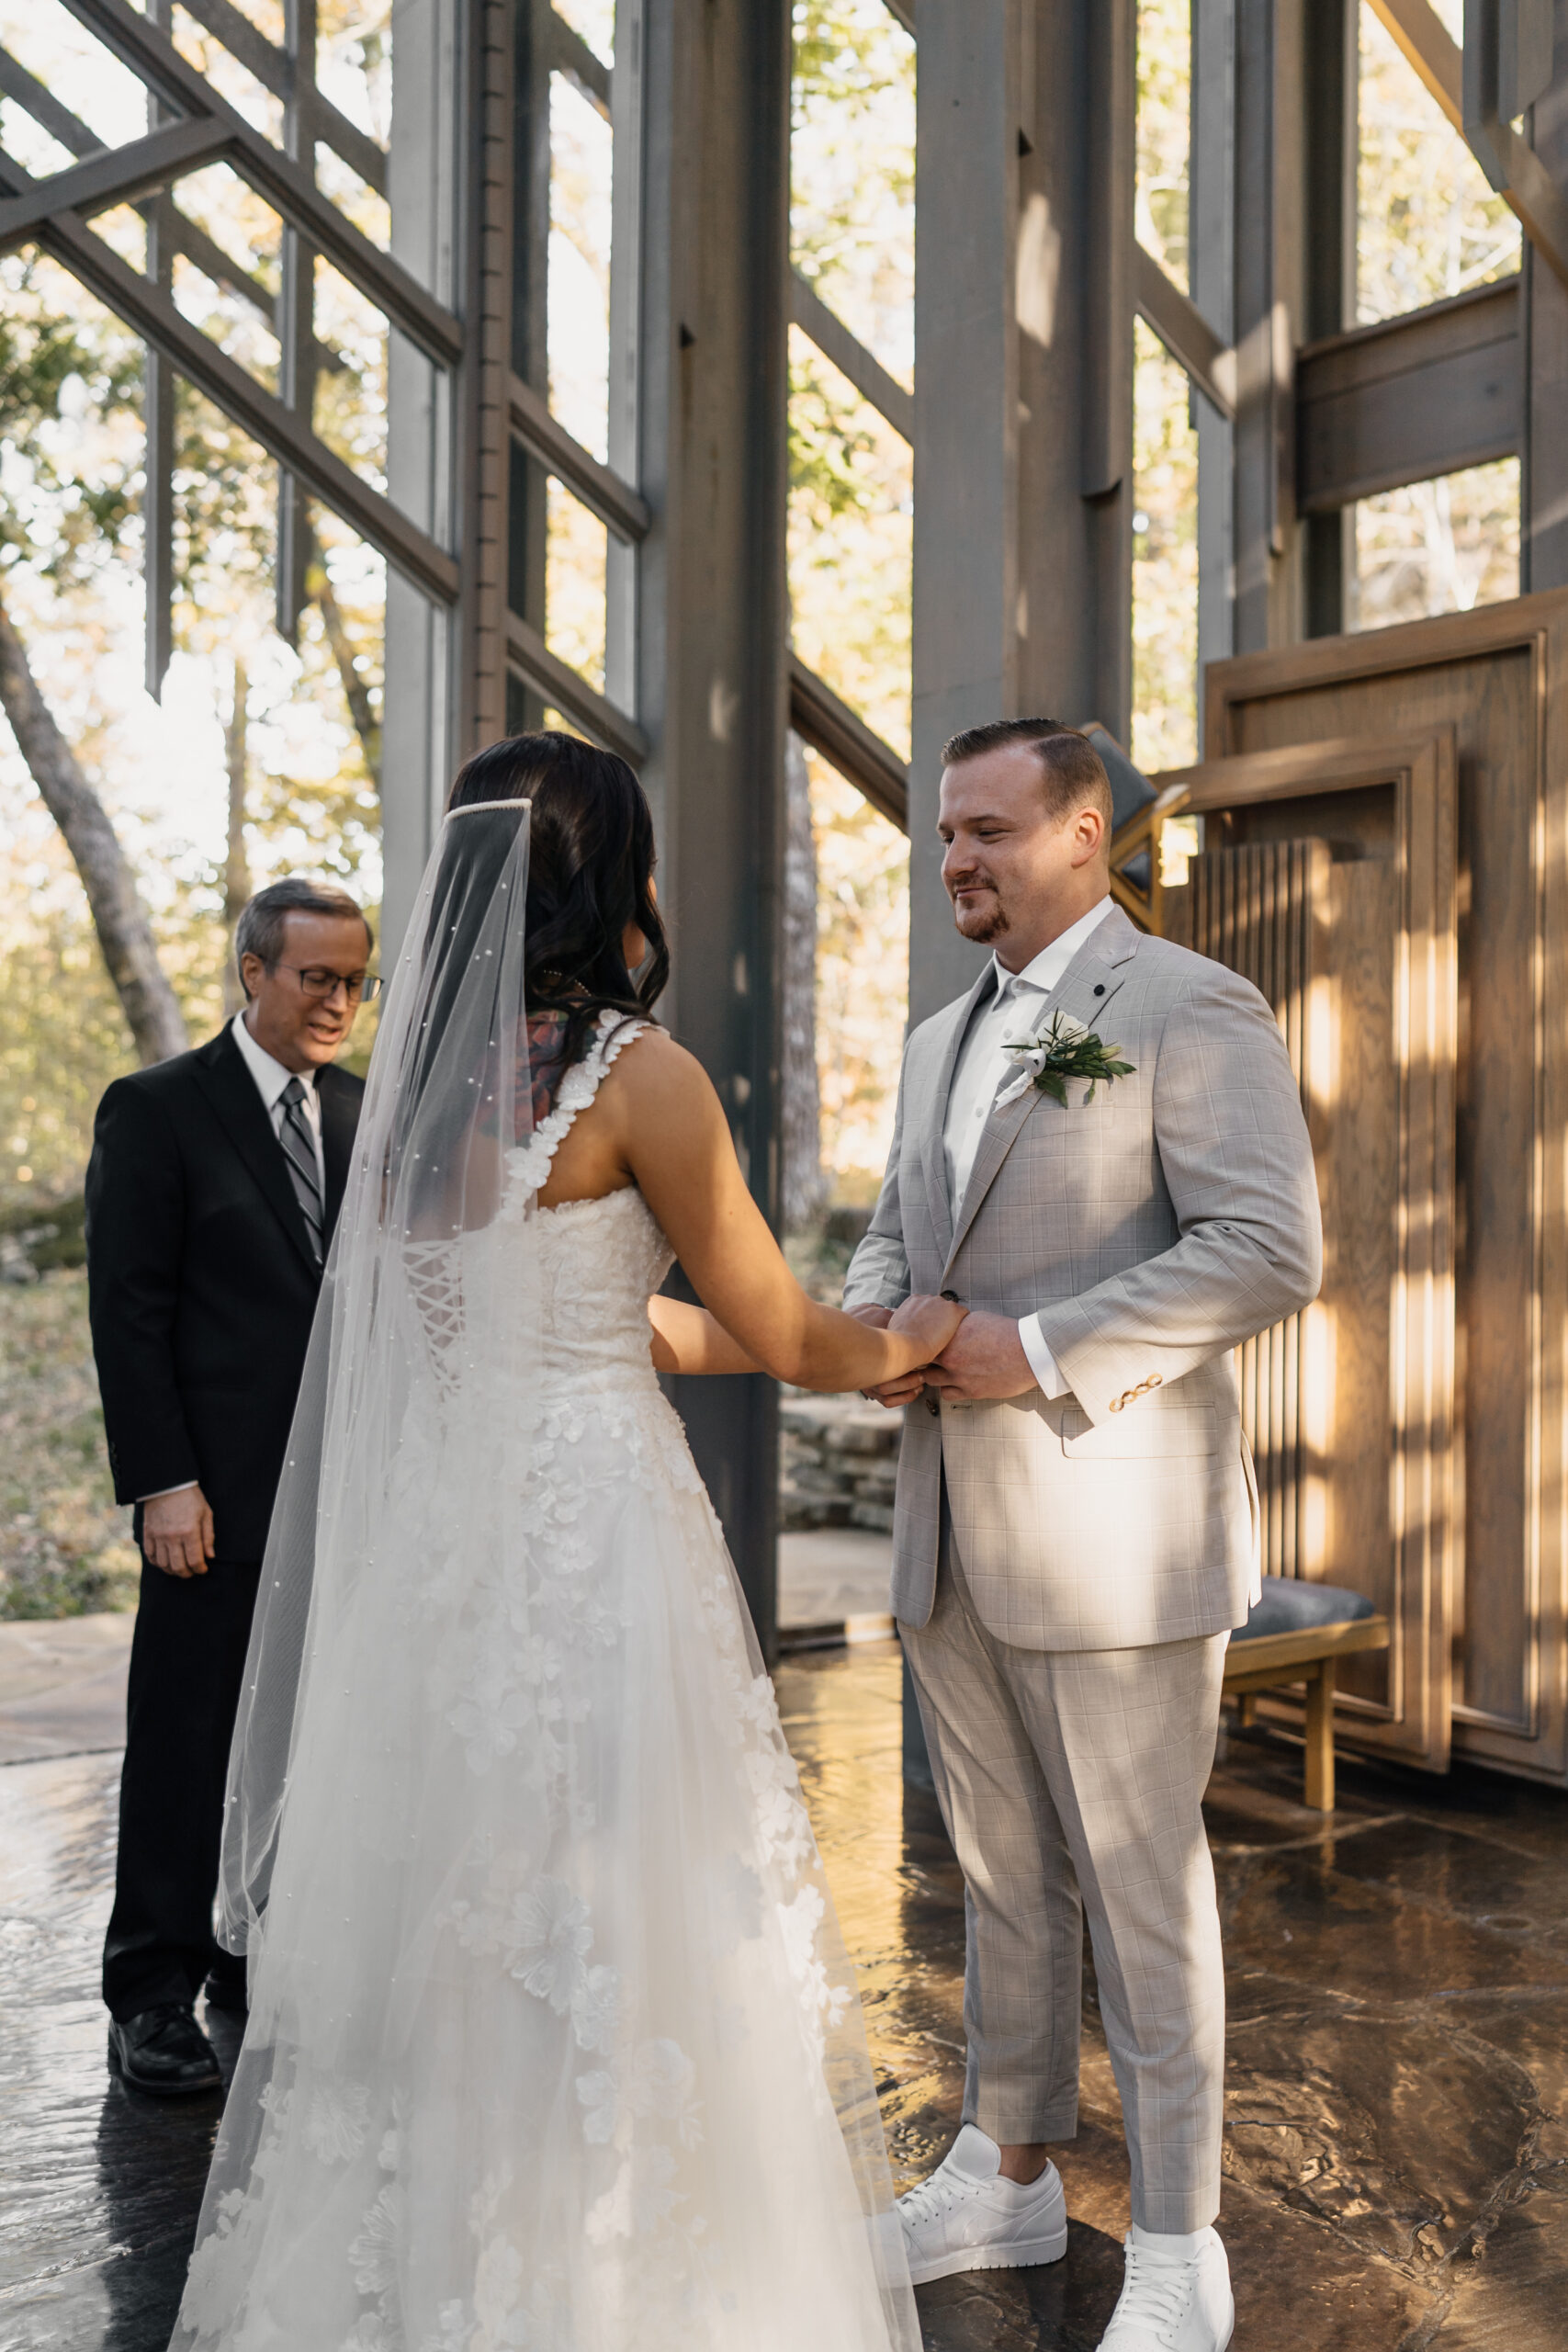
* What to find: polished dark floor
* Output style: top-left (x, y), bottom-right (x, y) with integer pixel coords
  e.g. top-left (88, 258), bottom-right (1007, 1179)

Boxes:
top-left (5, 1645), bottom-right (1568, 2349)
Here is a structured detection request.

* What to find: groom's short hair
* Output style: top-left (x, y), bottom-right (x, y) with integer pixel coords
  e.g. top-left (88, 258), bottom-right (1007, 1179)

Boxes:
top-left (942, 718), bottom-right (1113, 836)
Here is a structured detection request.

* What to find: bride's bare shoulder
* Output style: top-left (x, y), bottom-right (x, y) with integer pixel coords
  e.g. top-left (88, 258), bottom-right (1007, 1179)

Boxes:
top-left (537, 1022), bottom-right (720, 1206)
top-left (596, 1025), bottom-right (730, 1172)
top-left (601, 1023), bottom-right (715, 1105)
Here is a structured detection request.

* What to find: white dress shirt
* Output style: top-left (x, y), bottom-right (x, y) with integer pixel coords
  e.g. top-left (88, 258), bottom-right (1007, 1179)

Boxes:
top-left (139, 1014), bottom-right (325, 1503)
top-left (942, 894), bottom-right (1114, 1398)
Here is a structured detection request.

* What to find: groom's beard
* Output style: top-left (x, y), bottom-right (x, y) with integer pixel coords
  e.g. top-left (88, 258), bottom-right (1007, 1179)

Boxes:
top-left (949, 879), bottom-right (1010, 944)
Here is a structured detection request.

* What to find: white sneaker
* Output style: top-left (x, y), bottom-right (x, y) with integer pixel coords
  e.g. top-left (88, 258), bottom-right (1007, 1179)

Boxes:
top-left (1098, 2224), bottom-right (1235, 2350)
top-left (896, 2123), bottom-right (1068, 2285)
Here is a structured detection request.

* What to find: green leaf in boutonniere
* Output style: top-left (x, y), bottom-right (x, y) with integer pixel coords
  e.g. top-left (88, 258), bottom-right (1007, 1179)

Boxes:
top-left (998, 1009), bottom-right (1136, 1108)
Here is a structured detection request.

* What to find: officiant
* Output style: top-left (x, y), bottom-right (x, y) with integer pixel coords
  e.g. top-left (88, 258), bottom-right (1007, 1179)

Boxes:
top-left (85, 879), bottom-right (373, 2095)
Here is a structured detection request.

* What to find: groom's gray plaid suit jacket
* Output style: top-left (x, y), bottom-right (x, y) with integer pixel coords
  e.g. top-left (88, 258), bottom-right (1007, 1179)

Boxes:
top-left (843, 905), bottom-right (1322, 1651)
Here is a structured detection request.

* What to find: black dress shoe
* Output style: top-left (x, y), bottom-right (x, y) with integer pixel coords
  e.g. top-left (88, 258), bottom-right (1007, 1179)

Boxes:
top-left (202, 1969), bottom-right (250, 2015)
top-left (107, 2003), bottom-right (222, 2095)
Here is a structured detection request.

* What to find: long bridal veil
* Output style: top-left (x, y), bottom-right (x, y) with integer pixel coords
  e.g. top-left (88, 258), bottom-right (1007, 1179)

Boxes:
top-left (176, 795), bottom-right (919, 2352)
top-left (216, 797), bottom-right (540, 1966)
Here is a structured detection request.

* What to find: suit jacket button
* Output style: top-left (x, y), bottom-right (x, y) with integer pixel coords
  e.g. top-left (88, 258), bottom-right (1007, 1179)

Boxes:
top-left (927, 1396), bottom-right (940, 1417)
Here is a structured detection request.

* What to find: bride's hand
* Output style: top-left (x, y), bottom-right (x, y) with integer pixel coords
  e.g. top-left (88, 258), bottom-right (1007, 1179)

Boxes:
top-left (888, 1292), bottom-right (967, 1363)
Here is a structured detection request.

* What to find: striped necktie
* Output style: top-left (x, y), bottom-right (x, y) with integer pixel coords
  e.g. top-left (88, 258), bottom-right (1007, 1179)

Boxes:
top-left (278, 1076), bottom-right (324, 1262)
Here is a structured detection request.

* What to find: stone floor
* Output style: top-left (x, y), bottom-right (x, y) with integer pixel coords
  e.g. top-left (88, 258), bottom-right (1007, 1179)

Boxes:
top-left (777, 1525), bottom-right (896, 1640)
top-left (0, 1612), bottom-right (134, 1765)
top-left (4, 1633), bottom-right (1568, 2347)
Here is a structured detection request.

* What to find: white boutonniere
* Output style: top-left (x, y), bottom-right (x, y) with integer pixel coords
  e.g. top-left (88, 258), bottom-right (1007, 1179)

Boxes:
top-left (996, 1009), bottom-right (1136, 1107)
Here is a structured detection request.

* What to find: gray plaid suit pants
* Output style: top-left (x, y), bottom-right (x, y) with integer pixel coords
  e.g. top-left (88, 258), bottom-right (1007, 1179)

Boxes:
top-left (902, 1510), bottom-right (1227, 2234)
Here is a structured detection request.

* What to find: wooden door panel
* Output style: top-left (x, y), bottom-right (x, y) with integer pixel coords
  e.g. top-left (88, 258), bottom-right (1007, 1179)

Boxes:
top-left (1197, 594), bottom-right (1568, 1782)
top-left (1158, 732), bottom-right (1458, 1771)
top-left (1169, 840), bottom-right (1328, 1587)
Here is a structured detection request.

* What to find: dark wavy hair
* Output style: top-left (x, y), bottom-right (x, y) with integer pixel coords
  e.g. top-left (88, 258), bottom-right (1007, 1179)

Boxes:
top-left (445, 730), bottom-right (670, 1078)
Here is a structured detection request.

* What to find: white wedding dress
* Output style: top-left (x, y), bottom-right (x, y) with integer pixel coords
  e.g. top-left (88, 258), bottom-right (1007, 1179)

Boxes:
top-left (172, 1012), bottom-right (918, 2352)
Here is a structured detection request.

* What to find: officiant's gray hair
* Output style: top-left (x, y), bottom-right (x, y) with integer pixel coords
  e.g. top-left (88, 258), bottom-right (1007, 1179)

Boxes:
top-left (236, 878), bottom-right (374, 989)
top-left (942, 718), bottom-right (1113, 834)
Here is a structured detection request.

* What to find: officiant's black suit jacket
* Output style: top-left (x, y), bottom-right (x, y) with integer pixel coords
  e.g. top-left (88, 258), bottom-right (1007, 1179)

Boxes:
top-left (85, 1023), bottom-right (365, 1563)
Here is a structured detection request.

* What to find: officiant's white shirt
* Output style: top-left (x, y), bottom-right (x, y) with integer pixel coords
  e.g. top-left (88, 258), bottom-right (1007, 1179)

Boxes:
top-left (943, 892), bottom-right (1113, 1399)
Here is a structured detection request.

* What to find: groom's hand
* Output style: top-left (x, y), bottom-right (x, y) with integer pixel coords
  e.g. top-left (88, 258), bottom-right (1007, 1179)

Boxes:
top-left (849, 1303), bottom-right (929, 1408)
top-left (925, 1309), bottom-right (1034, 1401)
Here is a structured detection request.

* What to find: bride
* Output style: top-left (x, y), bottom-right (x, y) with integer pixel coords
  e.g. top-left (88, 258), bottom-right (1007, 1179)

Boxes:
top-left (170, 731), bottom-right (963, 2352)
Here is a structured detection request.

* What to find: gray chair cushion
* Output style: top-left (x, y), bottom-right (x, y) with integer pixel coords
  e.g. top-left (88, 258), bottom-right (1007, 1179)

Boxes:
top-left (1235, 1575), bottom-right (1376, 1641)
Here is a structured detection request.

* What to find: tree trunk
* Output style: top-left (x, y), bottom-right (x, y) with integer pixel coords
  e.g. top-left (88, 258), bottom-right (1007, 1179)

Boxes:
top-left (782, 729), bottom-right (828, 1232)
top-left (308, 532), bottom-right (381, 783)
top-left (0, 583), bottom-right (187, 1067)
top-left (222, 657), bottom-right (252, 1014)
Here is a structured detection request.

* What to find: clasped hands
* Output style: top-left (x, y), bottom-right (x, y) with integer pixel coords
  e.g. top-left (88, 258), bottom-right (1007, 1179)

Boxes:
top-left (851, 1297), bottom-right (1035, 1407)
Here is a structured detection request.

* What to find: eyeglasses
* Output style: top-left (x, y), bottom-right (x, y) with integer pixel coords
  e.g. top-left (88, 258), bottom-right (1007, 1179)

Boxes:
top-left (274, 964), bottom-right (383, 1005)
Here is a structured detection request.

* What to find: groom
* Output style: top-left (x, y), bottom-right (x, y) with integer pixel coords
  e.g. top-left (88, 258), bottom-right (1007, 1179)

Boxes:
top-left (844, 720), bottom-right (1319, 2349)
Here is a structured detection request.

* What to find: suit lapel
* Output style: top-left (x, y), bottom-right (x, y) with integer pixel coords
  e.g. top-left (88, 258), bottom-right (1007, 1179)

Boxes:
top-left (921, 966), bottom-right (996, 1264)
top-left (942, 906), bottom-right (1143, 1277)
top-left (318, 1065), bottom-right (361, 1233)
top-left (192, 1026), bottom-right (321, 1276)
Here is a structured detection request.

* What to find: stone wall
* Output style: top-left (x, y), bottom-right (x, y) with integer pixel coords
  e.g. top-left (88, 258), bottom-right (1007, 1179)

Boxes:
top-left (780, 1395), bottom-right (899, 1533)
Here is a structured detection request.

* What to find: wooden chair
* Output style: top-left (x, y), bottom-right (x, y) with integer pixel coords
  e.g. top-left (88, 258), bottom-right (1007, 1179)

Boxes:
top-left (1223, 1581), bottom-right (1391, 1811)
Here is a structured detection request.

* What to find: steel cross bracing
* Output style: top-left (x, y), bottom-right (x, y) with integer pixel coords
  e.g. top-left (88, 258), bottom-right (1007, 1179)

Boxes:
top-left (0, 0), bottom-right (659, 770)
top-left (0, 0), bottom-right (460, 625)
top-left (0, 0), bottom-right (918, 832)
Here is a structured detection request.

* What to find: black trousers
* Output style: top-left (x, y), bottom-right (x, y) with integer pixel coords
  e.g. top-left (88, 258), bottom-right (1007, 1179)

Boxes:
top-left (103, 1555), bottom-right (262, 2019)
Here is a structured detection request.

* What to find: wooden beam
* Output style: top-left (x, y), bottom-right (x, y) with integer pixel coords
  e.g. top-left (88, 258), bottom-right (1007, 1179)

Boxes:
top-left (790, 268), bottom-right (914, 444)
top-left (508, 372), bottom-right (650, 544)
top-left (6, 169), bottom-right (459, 604)
top-left (1367, 0), bottom-right (1568, 295)
top-left (59, 0), bottom-right (462, 363)
top-left (0, 44), bottom-right (332, 346)
top-left (0, 118), bottom-right (229, 251)
top-left (0, 46), bottom-right (103, 157)
top-left (633, 0), bottom-right (793, 1652)
top-left (1296, 276), bottom-right (1522, 511)
top-left (1368, 0), bottom-right (1462, 119)
top-left (549, 8), bottom-right (611, 123)
top-left (788, 655), bottom-right (909, 831)
top-left (167, 0), bottom-right (387, 194)
top-left (1134, 241), bottom-right (1235, 420)
top-left (504, 612), bottom-right (649, 767)
top-left (1223, 1613), bottom-right (1392, 1683)
top-left (1304, 1661), bottom-right (1337, 1811)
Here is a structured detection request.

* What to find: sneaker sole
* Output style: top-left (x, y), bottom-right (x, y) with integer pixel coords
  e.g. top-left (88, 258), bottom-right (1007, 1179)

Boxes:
top-left (907, 2222), bottom-right (1069, 2286)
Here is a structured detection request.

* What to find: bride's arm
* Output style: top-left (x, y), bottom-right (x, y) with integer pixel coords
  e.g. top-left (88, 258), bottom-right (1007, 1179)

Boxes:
top-left (604, 1031), bottom-right (963, 1391)
top-left (647, 1296), bottom-right (761, 1374)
